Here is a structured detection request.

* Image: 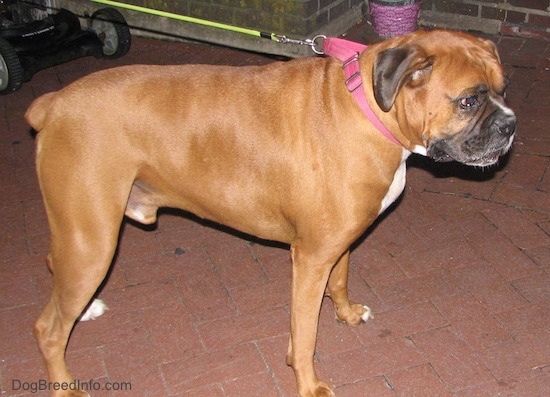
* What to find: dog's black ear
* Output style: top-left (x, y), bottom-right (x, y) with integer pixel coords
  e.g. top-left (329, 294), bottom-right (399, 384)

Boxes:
top-left (373, 45), bottom-right (433, 112)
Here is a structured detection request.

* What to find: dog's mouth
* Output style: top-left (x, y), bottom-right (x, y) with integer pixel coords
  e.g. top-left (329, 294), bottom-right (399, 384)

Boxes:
top-left (428, 135), bottom-right (514, 167)
top-left (462, 150), bottom-right (505, 167)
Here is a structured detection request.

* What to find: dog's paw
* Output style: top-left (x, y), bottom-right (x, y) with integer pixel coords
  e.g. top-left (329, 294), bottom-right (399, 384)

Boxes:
top-left (335, 303), bottom-right (373, 326)
top-left (79, 299), bottom-right (108, 321)
top-left (312, 382), bottom-right (335, 397)
top-left (299, 381), bottom-right (335, 397)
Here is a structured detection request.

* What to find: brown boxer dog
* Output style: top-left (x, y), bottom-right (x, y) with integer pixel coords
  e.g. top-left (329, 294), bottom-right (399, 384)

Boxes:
top-left (26, 30), bottom-right (515, 397)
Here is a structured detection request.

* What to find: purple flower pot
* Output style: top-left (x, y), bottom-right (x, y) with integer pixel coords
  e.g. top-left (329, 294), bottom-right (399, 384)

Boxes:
top-left (370, 1), bottom-right (422, 38)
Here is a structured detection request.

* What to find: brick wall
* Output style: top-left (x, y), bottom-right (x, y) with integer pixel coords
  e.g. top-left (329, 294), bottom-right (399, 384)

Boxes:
top-left (122, 0), bottom-right (364, 36)
top-left (417, 0), bottom-right (550, 39)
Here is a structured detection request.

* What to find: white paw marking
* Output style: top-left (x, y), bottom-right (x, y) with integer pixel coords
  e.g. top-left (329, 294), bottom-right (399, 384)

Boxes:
top-left (361, 305), bottom-right (374, 322)
top-left (79, 299), bottom-right (108, 321)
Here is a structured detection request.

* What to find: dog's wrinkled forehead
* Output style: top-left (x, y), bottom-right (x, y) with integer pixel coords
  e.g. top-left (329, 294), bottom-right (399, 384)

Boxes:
top-left (431, 36), bottom-right (508, 96)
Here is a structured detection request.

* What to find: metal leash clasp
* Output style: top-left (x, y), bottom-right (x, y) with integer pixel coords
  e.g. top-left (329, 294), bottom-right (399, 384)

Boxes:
top-left (274, 34), bottom-right (326, 55)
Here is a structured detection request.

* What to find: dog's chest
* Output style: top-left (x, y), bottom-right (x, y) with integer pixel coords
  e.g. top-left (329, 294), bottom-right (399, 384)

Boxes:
top-left (379, 150), bottom-right (410, 215)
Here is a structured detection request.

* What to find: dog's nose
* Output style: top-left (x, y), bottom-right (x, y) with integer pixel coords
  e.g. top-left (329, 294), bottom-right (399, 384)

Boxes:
top-left (484, 111), bottom-right (517, 138)
top-left (495, 114), bottom-right (517, 138)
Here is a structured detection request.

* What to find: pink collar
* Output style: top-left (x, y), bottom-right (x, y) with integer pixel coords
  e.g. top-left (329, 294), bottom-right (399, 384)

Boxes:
top-left (323, 38), bottom-right (402, 146)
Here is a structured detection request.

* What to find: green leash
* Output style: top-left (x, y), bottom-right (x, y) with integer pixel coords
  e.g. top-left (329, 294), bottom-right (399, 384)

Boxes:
top-left (90, 0), bottom-right (322, 49)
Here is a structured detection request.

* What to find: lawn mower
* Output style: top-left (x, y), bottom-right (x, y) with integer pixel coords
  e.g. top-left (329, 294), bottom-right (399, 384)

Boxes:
top-left (0, 0), bottom-right (131, 94)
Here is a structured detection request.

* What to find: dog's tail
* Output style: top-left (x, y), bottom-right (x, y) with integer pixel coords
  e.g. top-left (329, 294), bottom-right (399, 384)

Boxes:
top-left (25, 92), bottom-right (57, 132)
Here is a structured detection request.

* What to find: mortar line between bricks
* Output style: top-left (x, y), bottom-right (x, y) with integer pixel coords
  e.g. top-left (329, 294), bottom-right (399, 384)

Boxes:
top-left (253, 340), bottom-right (287, 397)
top-left (245, 241), bottom-right (270, 282)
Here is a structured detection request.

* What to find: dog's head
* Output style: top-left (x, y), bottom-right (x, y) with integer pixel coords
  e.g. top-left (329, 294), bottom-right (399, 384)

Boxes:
top-left (371, 30), bottom-right (516, 167)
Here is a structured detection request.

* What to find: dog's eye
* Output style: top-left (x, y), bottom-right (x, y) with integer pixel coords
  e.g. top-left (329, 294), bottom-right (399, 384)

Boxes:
top-left (459, 95), bottom-right (479, 109)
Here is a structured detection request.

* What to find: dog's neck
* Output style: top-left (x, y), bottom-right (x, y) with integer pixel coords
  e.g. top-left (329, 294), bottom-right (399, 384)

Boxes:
top-left (323, 37), bottom-right (402, 147)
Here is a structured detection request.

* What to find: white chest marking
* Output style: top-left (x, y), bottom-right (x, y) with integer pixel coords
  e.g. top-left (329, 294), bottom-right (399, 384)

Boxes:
top-left (379, 150), bottom-right (411, 215)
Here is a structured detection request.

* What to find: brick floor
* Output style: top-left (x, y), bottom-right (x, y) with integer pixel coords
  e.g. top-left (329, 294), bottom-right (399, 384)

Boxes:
top-left (1, 20), bottom-right (549, 397)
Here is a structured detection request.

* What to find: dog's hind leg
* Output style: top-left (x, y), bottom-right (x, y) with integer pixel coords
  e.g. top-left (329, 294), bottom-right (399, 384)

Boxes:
top-left (34, 163), bottom-right (127, 396)
top-left (35, 231), bottom-right (119, 396)
top-left (325, 250), bottom-right (373, 326)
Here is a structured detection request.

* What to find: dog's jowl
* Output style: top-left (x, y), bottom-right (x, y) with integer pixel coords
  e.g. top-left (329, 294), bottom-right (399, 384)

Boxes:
top-left (26, 30), bottom-right (515, 397)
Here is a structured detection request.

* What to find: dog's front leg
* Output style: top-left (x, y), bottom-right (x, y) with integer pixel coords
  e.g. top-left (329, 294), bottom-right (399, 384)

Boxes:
top-left (325, 251), bottom-right (373, 326)
top-left (286, 245), bottom-right (336, 397)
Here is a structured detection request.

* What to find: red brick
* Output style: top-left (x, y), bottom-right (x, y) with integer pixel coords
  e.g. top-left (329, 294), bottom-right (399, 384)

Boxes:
top-left (530, 13), bottom-right (550, 28)
top-left (323, 337), bottom-right (427, 384)
top-left (412, 328), bottom-right (494, 392)
top-left (316, 299), bottom-right (364, 357)
top-left (492, 183), bottom-right (550, 214)
top-left (392, 189), bottom-right (445, 227)
top-left (255, 334), bottom-right (297, 397)
top-left (140, 301), bottom-right (204, 362)
top-left (408, 217), bottom-right (471, 246)
top-left (386, 363), bottom-right (453, 397)
top-left (0, 217), bottom-right (28, 260)
top-left (502, 152), bottom-right (549, 189)
top-left (105, 278), bottom-right (182, 311)
top-left (432, 293), bottom-right (510, 350)
top-left (454, 370), bottom-right (550, 397)
top-left (479, 329), bottom-right (550, 379)
top-left (155, 222), bottom-right (213, 254)
top-left (466, 226), bottom-right (539, 281)
top-left (352, 244), bottom-right (407, 287)
top-left (101, 338), bottom-right (168, 396)
top-left (482, 206), bottom-right (549, 250)
top-left (222, 371), bottom-right (281, 397)
top-left (335, 376), bottom-right (396, 397)
top-left (68, 310), bottom-right (148, 351)
top-left (0, 275), bottom-right (39, 309)
top-left (64, 347), bottom-right (108, 384)
top-left (511, 271), bottom-right (550, 304)
top-left (0, 305), bottom-right (42, 362)
top-left (481, 5), bottom-right (506, 21)
top-left (505, 10), bottom-right (527, 24)
top-left (21, 198), bottom-right (48, 235)
top-left (2, 254), bottom-right (50, 284)
top-left (248, 240), bottom-right (289, 265)
top-left (424, 174), bottom-right (498, 201)
top-left (230, 271), bottom-right (290, 314)
top-left (367, 212), bottom-right (429, 257)
top-left (206, 239), bottom-right (267, 289)
top-left (116, 223), bottom-right (161, 262)
top-left (0, 358), bottom-right (48, 396)
top-left (450, 262), bottom-right (528, 313)
top-left (515, 107), bottom-right (550, 141)
top-left (424, 194), bottom-right (498, 222)
top-left (172, 384), bottom-right (224, 397)
top-left (394, 240), bottom-right (482, 278)
top-left (526, 246), bottom-right (550, 270)
top-left (496, 302), bottom-right (550, 336)
top-left (176, 267), bottom-right (236, 322)
top-left (122, 250), bottom-right (207, 286)
top-left (353, 301), bottom-right (448, 345)
top-left (508, 0), bottom-right (549, 11)
top-left (26, 231), bottom-right (49, 256)
top-left (373, 270), bottom-right (467, 311)
top-left (161, 343), bottom-right (266, 394)
top-left (195, 307), bottom-right (289, 350)
top-left (346, 263), bottom-right (383, 312)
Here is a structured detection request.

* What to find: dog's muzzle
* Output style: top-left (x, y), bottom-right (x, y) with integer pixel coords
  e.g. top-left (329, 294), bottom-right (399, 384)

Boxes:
top-left (428, 109), bottom-right (517, 167)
